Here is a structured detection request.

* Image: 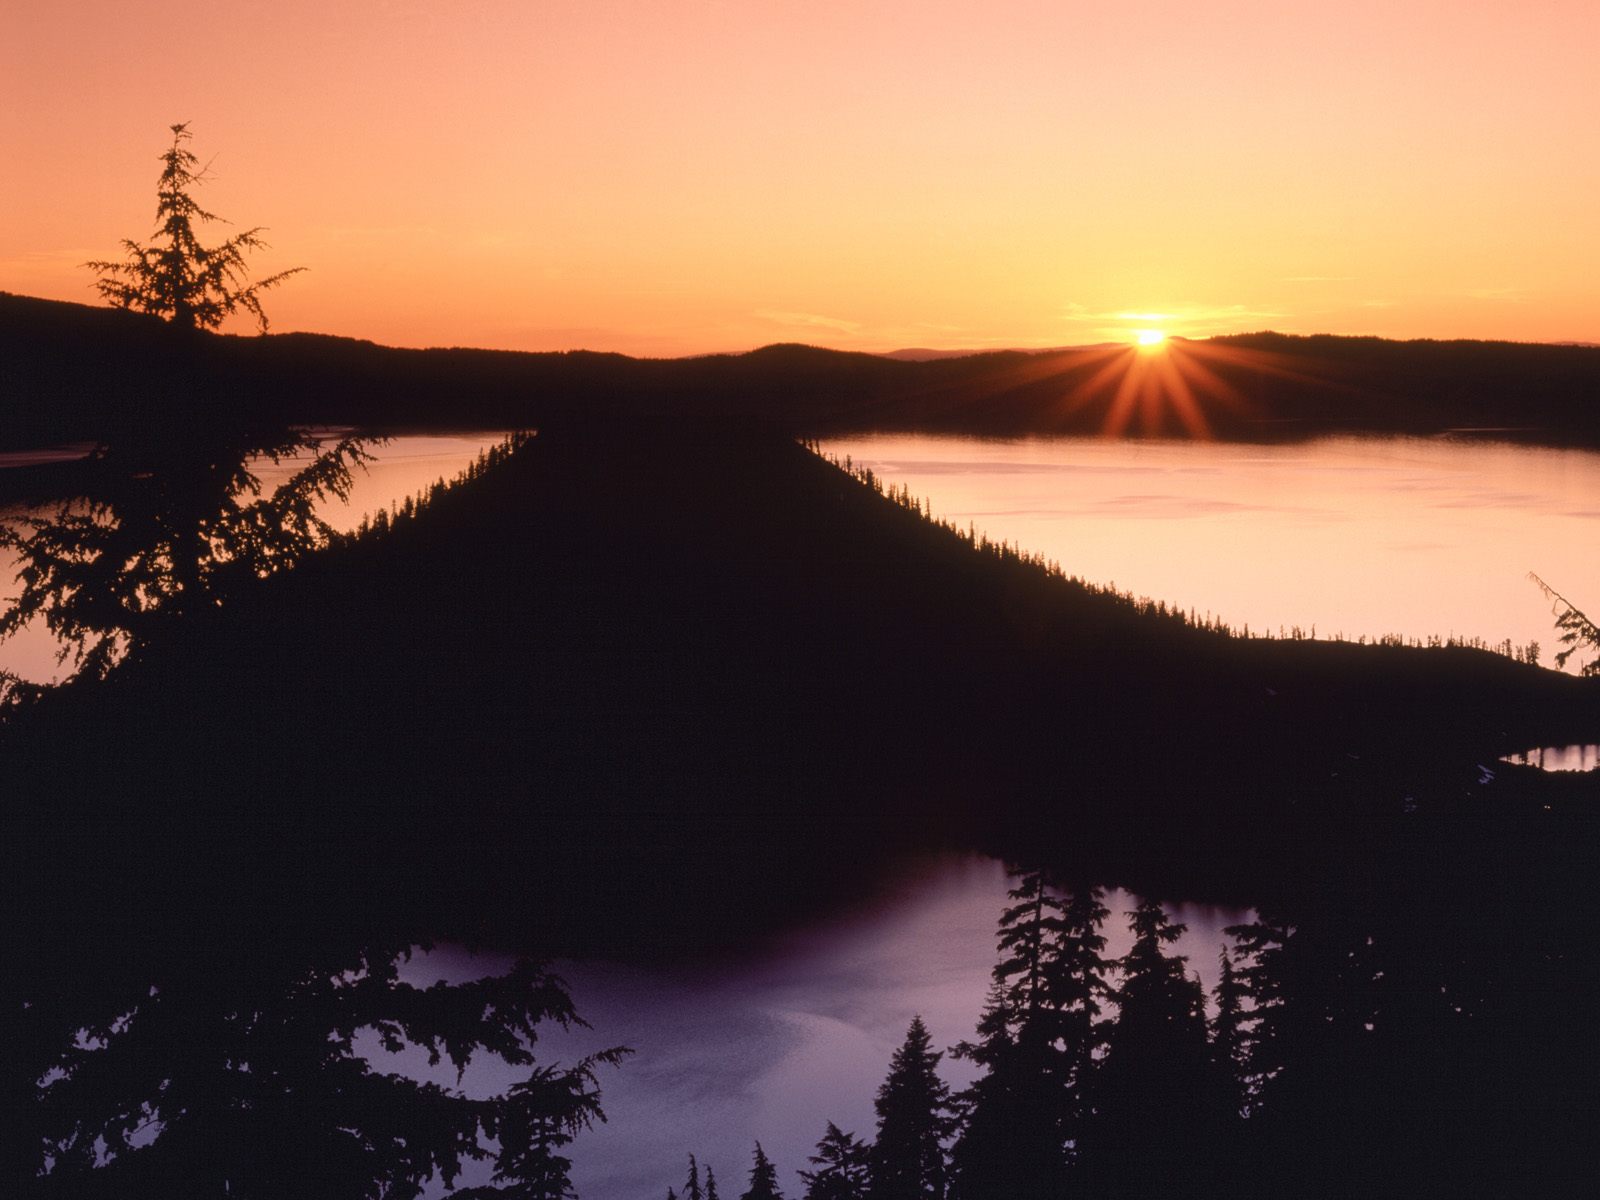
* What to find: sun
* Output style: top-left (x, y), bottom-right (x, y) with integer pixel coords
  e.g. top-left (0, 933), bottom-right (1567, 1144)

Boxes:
top-left (1135, 329), bottom-right (1168, 350)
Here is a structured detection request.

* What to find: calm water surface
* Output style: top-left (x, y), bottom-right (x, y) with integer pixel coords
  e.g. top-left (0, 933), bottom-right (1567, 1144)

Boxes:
top-left (822, 433), bottom-right (1600, 667)
top-left (379, 854), bottom-right (1246, 1200)
top-left (0, 432), bottom-right (506, 682)
top-left (7, 431), bottom-right (1596, 680)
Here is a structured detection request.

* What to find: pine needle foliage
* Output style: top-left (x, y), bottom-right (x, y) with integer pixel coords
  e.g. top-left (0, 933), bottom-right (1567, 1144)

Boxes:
top-left (740, 1142), bottom-right (785, 1200)
top-left (85, 123), bottom-right (303, 333)
top-left (0, 429), bottom-right (373, 688)
top-left (799, 1123), bottom-right (871, 1200)
top-left (949, 874), bottom-right (1109, 1200)
top-left (30, 948), bottom-right (625, 1200)
top-left (871, 1016), bottom-right (953, 1200)
top-left (684, 1154), bottom-right (706, 1200)
top-left (1529, 573), bottom-right (1600, 675)
top-left (456, 1047), bottom-right (631, 1200)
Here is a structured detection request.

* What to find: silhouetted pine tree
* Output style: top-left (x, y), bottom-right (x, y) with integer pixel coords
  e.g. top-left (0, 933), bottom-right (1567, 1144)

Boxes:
top-left (24, 947), bottom-right (620, 1199)
top-left (1081, 899), bottom-right (1226, 1199)
top-left (1054, 883), bottom-right (1112, 1159)
top-left (461, 1048), bottom-right (629, 1200)
top-left (871, 1016), bottom-right (952, 1200)
top-left (740, 1142), bottom-right (784, 1200)
top-left (1212, 946), bottom-right (1250, 1115)
top-left (1226, 909), bottom-right (1385, 1198)
top-left (707, 1163), bottom-right (723, 1200)
top-left (684, 1155), bottom-right (706, 1200)
top-left (948, 871), bottom-right (1072, 1200)
top-left (800, 1122), bottom-right (871, 1200)
top-left (85, 123), bottom-right (303, 333)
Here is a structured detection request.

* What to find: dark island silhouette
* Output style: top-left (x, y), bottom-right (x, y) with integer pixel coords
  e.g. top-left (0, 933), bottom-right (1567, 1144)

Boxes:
top-left (4, 413), bottom-right (1596, 841)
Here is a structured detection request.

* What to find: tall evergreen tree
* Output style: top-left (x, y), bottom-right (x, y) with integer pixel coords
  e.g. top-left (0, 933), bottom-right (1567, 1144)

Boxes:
top-left (993, 870), bottom-right (1064, 1019)
top-left (948, 871), bottom-right (1076, 1200)
top-left (1055, 884), bottom-right (1113, 1108)
top-left (86, 123), bottom-right (302, 333)
top-left (684, 1155), bottom-right (706, 1200)
top-left (1225, 908), bottom-right (1385, 1197)
top-left (740, 1142), bottom-right (784, 1200)
top-left (949, 877), bottom-right (1114, 1197)
top-left (799, 1122), bottom-right (870, 1200)
top-left (1082, 899), bottom-right (1226, 1199)
top-left (1212, 946), bottom-right (1251, 1115)
top-left (871, 1016), bottom-right (952, 1200)
top-left (706, 1162), bottom-right (722, 1200)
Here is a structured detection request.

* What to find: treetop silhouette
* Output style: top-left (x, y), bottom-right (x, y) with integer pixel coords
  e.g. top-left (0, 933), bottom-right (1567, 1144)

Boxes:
top-left (85, 122), bottom-right (302, 333)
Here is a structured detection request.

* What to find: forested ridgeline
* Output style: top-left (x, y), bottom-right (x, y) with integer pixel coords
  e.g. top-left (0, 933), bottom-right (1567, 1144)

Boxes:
top-left (4, 418), bottom-right (1595, 849)
top-left (6, 292), bottom-right (1600, 450)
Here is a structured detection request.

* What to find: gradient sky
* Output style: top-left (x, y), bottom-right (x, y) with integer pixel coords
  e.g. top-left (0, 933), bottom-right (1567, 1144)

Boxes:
top-left (5, 0), bottom-right (1598, 356)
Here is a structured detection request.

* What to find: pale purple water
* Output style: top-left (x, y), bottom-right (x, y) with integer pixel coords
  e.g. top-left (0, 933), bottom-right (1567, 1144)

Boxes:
top-left (375, 854), bottom-right (1247, 1200)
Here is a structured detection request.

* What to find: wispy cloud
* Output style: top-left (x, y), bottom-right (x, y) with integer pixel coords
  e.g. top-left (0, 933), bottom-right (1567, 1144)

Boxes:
top-left (754, 309), bottom-right (864, 335)
top-left (1466, 287), bottom-right (1528, 303)
top-left (0, 247), bottom-right (99, 272)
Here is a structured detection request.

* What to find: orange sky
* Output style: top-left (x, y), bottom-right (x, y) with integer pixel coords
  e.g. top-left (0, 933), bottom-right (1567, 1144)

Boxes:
top-left (4, 0), bottom-right (1597, 356)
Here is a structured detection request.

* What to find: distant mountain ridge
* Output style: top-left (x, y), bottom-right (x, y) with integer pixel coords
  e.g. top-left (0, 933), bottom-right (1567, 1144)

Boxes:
top-left (3, 291), bottom-right (1598, 449)
top-left (879, 345), bottom-right (1091, 360)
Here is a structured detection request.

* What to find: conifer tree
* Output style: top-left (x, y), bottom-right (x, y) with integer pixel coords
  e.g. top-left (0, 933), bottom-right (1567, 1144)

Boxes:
top-left (86, 123), bottom-right (302, 333)
top-left (800, 1122), bottom-right (871, 1200)
top-left (684, 1155), bottom-right (706, 1200)
top-left (0, 127), bottom-right (362, 692)
top-left (1055, 884), bottom-right (1113, 1101)
top-left (1529, 574), bottom-right (1600, 675)
top-left (706, 1162), bottom-right (722, 1200)
top-left (740, 1142), bottom-right (784, 1200)
top-left (0, 423), bottom-right (372, 685)
top-left (1083, 900), bottom-right (1224, 1199)
top-left (26, 946), bottom-right (623, 1199)
top-left (1212, 946), bottom-right (1251, 1114)
top-left (463, 1048), bottom-right (629, 1200)
top-left (871, 1016), bottom-right (952, 1200)
top-left (1225, 908), bottom-right (1383, 1194)
top-left (948, 871), bottom-right (1077, 1200)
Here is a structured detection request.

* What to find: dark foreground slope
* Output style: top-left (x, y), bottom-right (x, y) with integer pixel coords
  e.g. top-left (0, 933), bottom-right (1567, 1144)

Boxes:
top-left (6, 421), bottom-right (1595, 854)
top-left (6, 292), bottom-right (1600, 447)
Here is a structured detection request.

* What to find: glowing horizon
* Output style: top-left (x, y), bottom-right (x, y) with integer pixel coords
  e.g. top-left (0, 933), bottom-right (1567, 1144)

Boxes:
top-left (4, 1), bottom-right (1598, 358)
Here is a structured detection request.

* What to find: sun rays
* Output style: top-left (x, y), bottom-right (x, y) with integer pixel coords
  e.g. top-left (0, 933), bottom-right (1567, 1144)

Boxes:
top-left (1049, 338), bottom-right (1252, 438)
top-left (903, 334), bottom-right (1354, 440)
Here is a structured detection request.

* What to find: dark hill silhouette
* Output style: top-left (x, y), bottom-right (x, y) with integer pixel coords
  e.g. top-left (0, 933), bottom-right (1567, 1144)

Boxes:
top-left (5, 420), bottom-right (1594, 851)
top-left (5, 291), bottom-right (1599, 449)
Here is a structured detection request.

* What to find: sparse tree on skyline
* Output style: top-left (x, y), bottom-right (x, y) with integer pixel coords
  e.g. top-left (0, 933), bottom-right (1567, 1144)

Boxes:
top-left (86, 123), bottom-right (302, 333)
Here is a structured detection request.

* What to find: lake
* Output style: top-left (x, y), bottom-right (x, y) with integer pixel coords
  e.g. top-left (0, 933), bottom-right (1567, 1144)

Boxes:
top-left (9, 427), bottom-right (1593, 1196)
top-left (0, 431), bottom-right (508, 683)
top-left (377, 854), bottom-right (1247, 1200)
top-left (821, 433), bottom-right (1600, 666)
top-left (6, 430), bottom-right (1594, 682)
